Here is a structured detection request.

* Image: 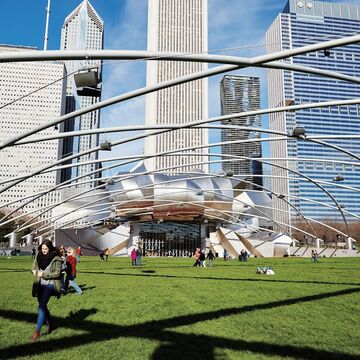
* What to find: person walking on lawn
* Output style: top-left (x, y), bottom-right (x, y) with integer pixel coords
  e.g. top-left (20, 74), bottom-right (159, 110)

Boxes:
top-left (64, 247), bottom-right (83, 295)
top-left (206, 249), bottom-right (215, 267)
top-left (31, 239), bottom-right (62, 342)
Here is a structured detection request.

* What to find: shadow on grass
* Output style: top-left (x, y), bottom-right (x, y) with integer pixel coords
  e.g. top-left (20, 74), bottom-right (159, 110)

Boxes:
top-left (0, 268), bottom-right (30, 273)
top-left (1, 287), bottom-right (360, 359)
top-left (65, 308), bottom-right (98, 320)
top-left (80, 270), bottom-right (360, 287)
top-left (65, 284), bottom-right (96, 294)
top-left (111, 264), bottom-right (191, 270)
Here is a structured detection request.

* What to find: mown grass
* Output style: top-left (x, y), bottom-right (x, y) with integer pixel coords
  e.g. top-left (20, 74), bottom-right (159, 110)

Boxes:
top-left (0, 255), bottom-right (359, 360)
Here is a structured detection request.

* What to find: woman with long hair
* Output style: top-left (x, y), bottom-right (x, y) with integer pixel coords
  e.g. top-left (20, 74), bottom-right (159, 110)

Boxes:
top-left (31, 239), bottom-right (61, 342)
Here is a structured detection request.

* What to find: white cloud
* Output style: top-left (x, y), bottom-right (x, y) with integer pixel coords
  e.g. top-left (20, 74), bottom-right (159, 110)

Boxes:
top-left (105, 0), bottom-right (148, 51)
top-left (208, 0), bottom-right (285, 54)
top-left (99, 0), bottom-right (148, 171)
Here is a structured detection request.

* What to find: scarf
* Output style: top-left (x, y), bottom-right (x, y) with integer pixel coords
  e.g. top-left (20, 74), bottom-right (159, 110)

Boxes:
top-left (37, 251), bottom-right (57, 271)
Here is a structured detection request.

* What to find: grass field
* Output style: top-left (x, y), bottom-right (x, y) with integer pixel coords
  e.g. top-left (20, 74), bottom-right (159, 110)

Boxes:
top-left (0, 255), bottom-right (359, 360)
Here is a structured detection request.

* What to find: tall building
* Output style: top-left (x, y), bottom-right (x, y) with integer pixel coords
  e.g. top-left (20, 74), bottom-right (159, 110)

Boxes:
top-left (145, 0), bottom-right (209, 174)
top-left (0, 45), bottom-right (67, 218)
top-left (220, 75), bottom-right (263, 189)
top-left (266, 0), bottom-right (360, 229)
top-left (60, 0), bottom-right (104, 187)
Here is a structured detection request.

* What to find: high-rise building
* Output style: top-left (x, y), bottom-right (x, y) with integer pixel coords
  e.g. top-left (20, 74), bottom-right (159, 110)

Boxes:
top-left (0, 45), bottom-right (67, 217)
top-left (266, 0), bottom-right (360, 229)
top-left (145, 0), bottom-right (209, 174)
top-left (220, 75), bottom-right (263, 189)
top-left (60, 0), bottom-right (104, 187)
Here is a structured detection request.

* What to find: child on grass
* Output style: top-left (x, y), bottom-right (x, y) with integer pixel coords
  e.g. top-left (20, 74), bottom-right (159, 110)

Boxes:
top-left (64, 247), bottom-right (83, 295)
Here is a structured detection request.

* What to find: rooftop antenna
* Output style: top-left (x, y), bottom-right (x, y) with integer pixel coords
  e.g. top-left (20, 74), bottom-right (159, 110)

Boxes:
top-left (43, 0), bottom-right (51, 50)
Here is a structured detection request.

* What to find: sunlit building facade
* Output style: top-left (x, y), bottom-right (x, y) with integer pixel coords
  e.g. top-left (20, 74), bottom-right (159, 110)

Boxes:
top-left (0, 45), bottom-right (66, 217)
top-left (145, 0), bottom-right (209, 174)
top-left (266, 0), bottom-right (360, 228)
top-left (61, 0), bottom-right (104, 187)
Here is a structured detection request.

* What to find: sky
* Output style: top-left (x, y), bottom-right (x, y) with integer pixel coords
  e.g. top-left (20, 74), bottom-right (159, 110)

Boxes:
top-left (0, 0), bottom-right (358, 174)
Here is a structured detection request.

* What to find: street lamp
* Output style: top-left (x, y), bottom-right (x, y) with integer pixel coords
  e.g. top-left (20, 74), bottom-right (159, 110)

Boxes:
top-left (291, 127), bottom-right (306, 137)
top-left (333, 174), bottom-right (344, 182)
top-left (74, 70), bottom-right (101, 97)
top-left (100, 140), bottom-right (112, 151)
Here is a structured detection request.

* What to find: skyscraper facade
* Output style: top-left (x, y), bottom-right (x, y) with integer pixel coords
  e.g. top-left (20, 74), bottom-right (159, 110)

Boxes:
top-left (220, 75), bottom-right (263, 189)
top-left (145, 0), bottom-right (209, 174)
top-left (266, 0), bottom-right (360, 229)
top-left (60, 0), bottom-right (104, 187)
top-left (0, 45), bottom-right (67, 217)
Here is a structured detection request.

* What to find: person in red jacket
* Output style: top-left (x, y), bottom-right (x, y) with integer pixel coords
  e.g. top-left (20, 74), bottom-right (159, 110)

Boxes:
top-left (64, 247), bottom-right (83, 295)
top-left (193, 248), bottom-right (201, 267)
top-left (75, 246), bottom-right (82, 263)
top-left (130, 248), bottom-right (137, 266)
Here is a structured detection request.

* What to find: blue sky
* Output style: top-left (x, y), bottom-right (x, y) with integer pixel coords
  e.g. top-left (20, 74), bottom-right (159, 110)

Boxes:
top-left (0, 0), bottom-right (357, 173)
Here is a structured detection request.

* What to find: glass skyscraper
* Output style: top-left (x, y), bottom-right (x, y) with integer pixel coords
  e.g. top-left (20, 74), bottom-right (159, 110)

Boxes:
top-left (266, 0), bottom-right (360, 229)
top-left (61, 0), bottom-right (104, 187)
top-left (220, 75), bottom-right (263, 190)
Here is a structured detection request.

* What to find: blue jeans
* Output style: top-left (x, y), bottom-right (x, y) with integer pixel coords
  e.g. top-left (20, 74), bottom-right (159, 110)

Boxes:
top-left (65, 275), bottom-right (83, 294)
top-left (60, 272), bottom-right (66, 290)
top-left (36, 284), bottom-right (54, 332)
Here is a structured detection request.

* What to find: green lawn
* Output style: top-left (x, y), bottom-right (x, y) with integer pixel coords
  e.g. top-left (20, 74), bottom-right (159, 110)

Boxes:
top-left (0, 255), bottom-right (359, 360)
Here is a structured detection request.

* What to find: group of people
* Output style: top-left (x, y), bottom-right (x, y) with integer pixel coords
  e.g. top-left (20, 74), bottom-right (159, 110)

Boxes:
top-left (194, 248), bottom-right (251, 266)
top-left (131, 247), bottom-right (142, 267)
top-left (30, 240), bottom-right (83, 342)
top-left (193, 248), bottom-right (215, 267)
top-left (99, 248), bottom-right (110, 261)
top-left (239, 249), bottom-right (249, 262)
top-left (311, 249), bottom-right (319, 262)
top-left (58, 246), bottom-right (83, 295)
